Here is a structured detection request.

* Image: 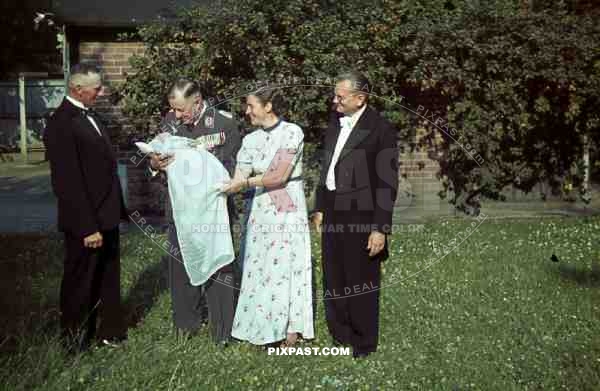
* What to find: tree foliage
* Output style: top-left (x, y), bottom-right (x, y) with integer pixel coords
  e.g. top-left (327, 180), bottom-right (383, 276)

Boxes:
top-left (117, 0), bottom-right (600, 212)
top-left (0, 2), bottom-right (62, 78)
top-left (407, 7), bottom-right (600, 211)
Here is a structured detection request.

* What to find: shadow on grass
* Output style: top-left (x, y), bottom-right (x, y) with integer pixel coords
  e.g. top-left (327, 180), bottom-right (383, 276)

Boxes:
top-left (552, 262), bottom-right (600, 288)
top-left (0, 232), bottom-right (171, 355)
top-left (313, 255), bottom-right (320, 333)
top-left (123, 256), bottom-right (169, 328)
top-left (0, 233), bottom-right (63, 354)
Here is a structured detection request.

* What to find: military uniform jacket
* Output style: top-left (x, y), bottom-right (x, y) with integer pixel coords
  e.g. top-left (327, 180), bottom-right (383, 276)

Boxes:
top-left (153, 105), bottom-right (241, 222)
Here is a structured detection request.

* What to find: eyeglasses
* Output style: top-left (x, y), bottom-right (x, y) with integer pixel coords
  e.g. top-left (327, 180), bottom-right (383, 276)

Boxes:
top-left (76, 84), bottom-right (103, 92)
top-left (333, 93), bottom-right (356, 103)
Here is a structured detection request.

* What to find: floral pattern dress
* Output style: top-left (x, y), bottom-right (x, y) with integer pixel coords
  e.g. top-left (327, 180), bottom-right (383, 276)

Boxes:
top-left (231, 120), bottom-right (314, 344)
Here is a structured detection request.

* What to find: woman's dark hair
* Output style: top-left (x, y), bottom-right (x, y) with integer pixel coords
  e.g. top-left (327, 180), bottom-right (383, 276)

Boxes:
top-left (250, 86), bottom-right (287, 116)
top-left (168, 79), bottom-right (202, 100)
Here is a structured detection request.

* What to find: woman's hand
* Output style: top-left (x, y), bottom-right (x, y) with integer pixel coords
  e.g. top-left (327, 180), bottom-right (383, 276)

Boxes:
top-left (221, 178), bottom-right (248, 194)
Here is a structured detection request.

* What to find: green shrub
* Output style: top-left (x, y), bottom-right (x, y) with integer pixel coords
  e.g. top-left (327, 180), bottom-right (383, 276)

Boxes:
top-left (117, 0), bottom-right (600, 212)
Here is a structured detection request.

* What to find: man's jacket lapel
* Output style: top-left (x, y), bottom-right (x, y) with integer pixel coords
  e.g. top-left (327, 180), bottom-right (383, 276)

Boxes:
top-left (337, 106), bottom-right (373, 163)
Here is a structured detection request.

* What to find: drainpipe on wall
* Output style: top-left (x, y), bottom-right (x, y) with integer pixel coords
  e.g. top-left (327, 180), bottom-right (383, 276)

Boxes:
top-left (62, 24), bottom-right (70, 88)
top-left (18, 72), bottom-right (48, 163)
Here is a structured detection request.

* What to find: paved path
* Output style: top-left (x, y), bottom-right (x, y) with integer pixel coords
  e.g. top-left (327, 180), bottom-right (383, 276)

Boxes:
top-left (0, 175), bottom-right (57, 233)
top-left (1, 173), bottom-right (599, 233)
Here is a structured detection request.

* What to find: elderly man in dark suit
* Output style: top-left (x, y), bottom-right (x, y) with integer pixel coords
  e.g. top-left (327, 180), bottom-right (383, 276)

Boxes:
top-left (313, 71), bottom-right (399, 358)
top-left (44, 64), bottom-right (128, 352)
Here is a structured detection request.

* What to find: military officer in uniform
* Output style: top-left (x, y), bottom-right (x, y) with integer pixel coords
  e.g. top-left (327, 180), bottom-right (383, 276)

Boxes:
top-left (150, 79), bottom-right (241, 343)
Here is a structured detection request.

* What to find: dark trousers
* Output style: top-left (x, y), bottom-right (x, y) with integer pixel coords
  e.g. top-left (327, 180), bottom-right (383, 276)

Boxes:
top-left (60, 227), bottom-right (125, 349)
top-left (167, 223), bottom-right (235, 342)
top-left (321, 190), bottom-right (381, 354)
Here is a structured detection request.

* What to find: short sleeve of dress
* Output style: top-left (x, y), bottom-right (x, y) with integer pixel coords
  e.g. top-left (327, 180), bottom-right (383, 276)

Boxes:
top-left (281, 123), bottom-right (304, 151)
top-left (236, 133), bottom-right (256, 177)
top-left (280, 123), bottom-right (304, 170)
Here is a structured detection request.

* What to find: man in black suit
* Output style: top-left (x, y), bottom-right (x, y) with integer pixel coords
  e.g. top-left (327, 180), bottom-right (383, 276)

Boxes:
top-left (313, 71), bottom-right (399, 358)
top-left (44, 64), bottom-right (127, 352)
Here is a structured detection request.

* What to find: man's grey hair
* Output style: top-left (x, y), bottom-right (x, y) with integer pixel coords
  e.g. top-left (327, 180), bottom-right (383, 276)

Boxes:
top-left (336, 71), bottom-right (371, 101)
top-left (68, 63), bottom-right (102, 88)
top-left (168, 79), bottom-right (202, 101)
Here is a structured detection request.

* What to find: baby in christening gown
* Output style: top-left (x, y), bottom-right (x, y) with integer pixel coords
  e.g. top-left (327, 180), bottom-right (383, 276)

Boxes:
top-left (136, 133), bottom-right (234, 285)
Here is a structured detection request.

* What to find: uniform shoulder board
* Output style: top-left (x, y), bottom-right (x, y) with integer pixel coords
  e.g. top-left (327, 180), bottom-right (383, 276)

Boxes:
top-left (218, 110), bottom-right (233, 119)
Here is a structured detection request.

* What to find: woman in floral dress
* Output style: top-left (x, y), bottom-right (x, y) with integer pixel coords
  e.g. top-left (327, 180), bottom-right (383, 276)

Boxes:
top-left (222, 88), bottom-right (313, 346)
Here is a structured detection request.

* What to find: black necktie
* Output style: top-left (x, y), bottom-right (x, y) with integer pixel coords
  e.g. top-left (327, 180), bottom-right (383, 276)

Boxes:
top-left (80, 108), bottom-right (102, 135)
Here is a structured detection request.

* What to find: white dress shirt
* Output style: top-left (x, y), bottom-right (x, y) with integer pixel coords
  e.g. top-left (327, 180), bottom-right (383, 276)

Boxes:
top-left (66, 95), bottom-right (102, 136)
top-left (325, 104), bottom-right (367, 190)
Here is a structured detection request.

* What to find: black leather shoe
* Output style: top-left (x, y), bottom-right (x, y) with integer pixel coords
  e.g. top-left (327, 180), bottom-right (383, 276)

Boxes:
top-left (61, 333), bottom-right (92, 356)
top-left (98, 339), bottom-right (122, 348)
top-left (174, 327), bottom-right (197, 342)
top-left (63, 340), bottom-right (90, 356)
top-left (216, 337), bottom-right (234, 348)
top-left (332, 336), bottom-right (350, 347)
top-left (352, 350), bottom-right (372, 359)
top-left (95, 335), bottom-right (127, 348)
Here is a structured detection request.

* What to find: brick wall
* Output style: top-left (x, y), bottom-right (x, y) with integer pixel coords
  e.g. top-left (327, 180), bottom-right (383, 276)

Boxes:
top-left (114, 147), bottom-right (442, 218)
top-left (78, 38), bottom-right (581, 216)
top-left (116, 150), bottom-right (166, 216)
top-left (78, 41), bottom-right (144, 138)
top-left (77, 39), bottom-right (166, 215)
top-left (400, 126), bottom-right (442, 186)
top-left (397, 149), bottom-right (443, 212)
top-left (77, 38), bottom-right (443, 216)
top-left (399, 150), bottom-right (439, 179)
top-left (78, 40), bottom-right (166, 215)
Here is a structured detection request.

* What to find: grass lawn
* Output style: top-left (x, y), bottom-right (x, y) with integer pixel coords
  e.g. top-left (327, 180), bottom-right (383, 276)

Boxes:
top-left (1, 217), bottom-right (600, 390)
top-left (0, 159), bottom-right (49, 179)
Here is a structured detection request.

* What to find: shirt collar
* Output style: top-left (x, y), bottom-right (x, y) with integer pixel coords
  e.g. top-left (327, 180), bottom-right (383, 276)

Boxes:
top-left (350, 104), bottom-right (367, 125)
top-left (192, 102), bottom-right (207, 126)
top-left (341, 104), bottom-right (367, 129)
top-left (66, 95), bottom-right (87, 110)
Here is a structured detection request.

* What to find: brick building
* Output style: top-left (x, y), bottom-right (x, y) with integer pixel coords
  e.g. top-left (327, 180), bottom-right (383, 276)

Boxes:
top-left (53, 0), bottom-right (199, 215)
top-left (53, 0), bottom-right (443, 218)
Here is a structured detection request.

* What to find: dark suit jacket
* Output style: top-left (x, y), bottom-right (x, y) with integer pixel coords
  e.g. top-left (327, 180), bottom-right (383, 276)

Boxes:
top-left (44, 98), bottom-right (127, 237)
top-left (316, 105), bottom-right (399, 234)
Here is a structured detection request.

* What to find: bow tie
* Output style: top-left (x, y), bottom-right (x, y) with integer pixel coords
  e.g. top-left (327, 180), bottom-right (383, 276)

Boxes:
top-left (339, 115), bottom-right (353, 130)
top-left (79, 107), bottom-right (97, 118)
